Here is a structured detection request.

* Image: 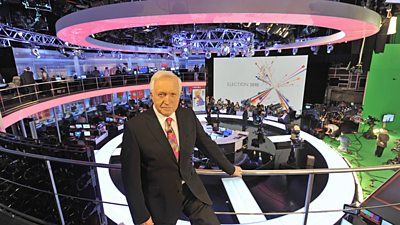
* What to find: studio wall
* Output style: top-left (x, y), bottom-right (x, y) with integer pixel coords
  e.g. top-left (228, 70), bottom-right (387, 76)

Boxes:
top-left (363, 44), bottom-right (400, 130)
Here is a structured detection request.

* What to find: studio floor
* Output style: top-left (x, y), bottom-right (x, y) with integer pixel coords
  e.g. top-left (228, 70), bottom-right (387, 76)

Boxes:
top-left (322, 123), bottom-right (399, 198)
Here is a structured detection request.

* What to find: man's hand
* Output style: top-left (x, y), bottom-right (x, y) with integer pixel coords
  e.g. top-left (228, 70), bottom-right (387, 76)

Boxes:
top-left (141, 217), bottom-right (154, 225)
top-left (231, 166), bottom-right (243, 177)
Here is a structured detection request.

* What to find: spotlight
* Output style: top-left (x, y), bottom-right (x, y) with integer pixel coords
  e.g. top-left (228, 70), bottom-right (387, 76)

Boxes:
top-left (205, 51), bottom-right (212, 59)
top-left (311, 46), bottom-right (319, 55)
top-left (31, 46), bottom-right (40, 58)
top-left (97, 50), bottom-right (104, 57)
top-left (57, 48), bottom-right (69, 57)
top-left (277, 49), bottom-right (282, 53)
top-left (292, 48), bottom-right (298, 55)
top-left (220, 43), bottom-right (230, 56)
top-left (118, 52), bottom-right (123, 60)
top-left (246, 48), bottom-right (255, 57)
top-left (229, 49), bottom-right (237, 58)
top-left (327, 44), bottom-right (334, 54)
top-left (264, 49), bottom-right (270, 56)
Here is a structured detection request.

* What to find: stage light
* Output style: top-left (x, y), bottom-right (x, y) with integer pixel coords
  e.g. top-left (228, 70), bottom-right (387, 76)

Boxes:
top-left (31, 46), bottom-right (40, 58)
top-left (57, 47), bottom-right (69, 57)
top-left (311, 46), bottom-right (319, 55)
top-left (292, 48), bottom-right (298, 55)
top-left (97, 50), bottom-right (104, 57)
top-left (230, 49), bottom-right (237, 58)
top-left (327, 44), bottom-right (334, 54)
top-left (220, 43), bottom-right (230, 56)
top-left (277, 49), bottom-right (282, 53)
top-left (205, 51), bottom-right (212, 59)
top-left (118, 52), bottom-right (123, 60)
top-left (264, 49), bottom-right (270, 56)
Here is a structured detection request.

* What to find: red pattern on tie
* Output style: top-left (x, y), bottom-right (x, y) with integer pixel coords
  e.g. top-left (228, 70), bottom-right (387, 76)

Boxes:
top-left (165, 117), bottom-right (179, 161)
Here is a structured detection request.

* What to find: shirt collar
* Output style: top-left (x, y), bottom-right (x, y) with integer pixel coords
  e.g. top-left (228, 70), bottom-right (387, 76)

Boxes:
top-left (153, 105), bottom-right (177, 123)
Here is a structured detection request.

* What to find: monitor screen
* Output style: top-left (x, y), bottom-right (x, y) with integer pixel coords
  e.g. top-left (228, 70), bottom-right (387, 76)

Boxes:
top-left (118, 119), bottom-right (125, 124)
top-left (80, 75), bottom-right (87, 79)
top-left (382, 114), bottom-right (395, 123)
top-left (74, 131), bottom-right (81, 137)
top-left (381, 219), bottom-right (393, 225)
top-left (343, 204), bottom-right (359, 215)
top-left (340, 218), bottom-right (353, 225)
top-left (139, 67), bottom-right (148, 73)
top-left (83, 131), bottom-right (91, 137)
top-left (83, 124), bottom-right (90, 129)
top-left (69, 125), bottom-right (75, 129)
top-left (69, 132), bottom-right (74, 137)
top-left (360, 209), bottom-right (381, 224)
top-left (75, 124), bottom-right (83, 129)
top-left (55, 76), bottom-right (62, 81)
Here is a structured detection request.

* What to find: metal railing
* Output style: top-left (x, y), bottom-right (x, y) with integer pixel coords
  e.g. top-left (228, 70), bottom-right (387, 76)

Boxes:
top-left (1, 145), bottom-right (399, 225)
top-left (0, 72), bottom-right (206, 115)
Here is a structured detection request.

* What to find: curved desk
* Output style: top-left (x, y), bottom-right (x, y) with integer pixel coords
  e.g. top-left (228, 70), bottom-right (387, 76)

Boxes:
top-left (95, 114), bottom-right (355, 225)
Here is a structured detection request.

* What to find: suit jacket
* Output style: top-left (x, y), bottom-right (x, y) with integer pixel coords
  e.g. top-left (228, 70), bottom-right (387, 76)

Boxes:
top-left (20, 71), bottom-right (35, 85)
top-left (121, 107), bottom-right (235, 223)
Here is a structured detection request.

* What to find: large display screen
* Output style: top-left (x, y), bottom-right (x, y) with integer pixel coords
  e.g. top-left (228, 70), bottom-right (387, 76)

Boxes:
top-left (214, 56), bottom-right (308, 113)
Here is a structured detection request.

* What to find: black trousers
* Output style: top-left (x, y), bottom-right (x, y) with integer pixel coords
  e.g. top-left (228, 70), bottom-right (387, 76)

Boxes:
top-left (375, 146), bottom-right (385, 157)
top-left (154, 184), bottom-right (220, 225)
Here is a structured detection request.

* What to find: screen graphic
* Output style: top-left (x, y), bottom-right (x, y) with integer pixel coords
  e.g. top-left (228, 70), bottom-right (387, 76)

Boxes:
top-left (214, 56), bottom-right (308, 113)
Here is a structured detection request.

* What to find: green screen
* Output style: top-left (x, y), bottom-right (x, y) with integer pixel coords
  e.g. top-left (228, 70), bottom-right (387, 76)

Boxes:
top-left (363, 44), bottom-right (400, 131)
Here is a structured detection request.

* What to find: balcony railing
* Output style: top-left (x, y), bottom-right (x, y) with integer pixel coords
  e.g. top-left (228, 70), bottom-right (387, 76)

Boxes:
top-left (0, 72), bottom-right (206, 115)
top-left (0, 145), bottom-right (399, 225)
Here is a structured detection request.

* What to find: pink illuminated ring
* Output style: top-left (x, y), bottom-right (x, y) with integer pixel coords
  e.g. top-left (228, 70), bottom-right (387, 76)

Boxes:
top-left (56, 0), bottom-right (381, 53)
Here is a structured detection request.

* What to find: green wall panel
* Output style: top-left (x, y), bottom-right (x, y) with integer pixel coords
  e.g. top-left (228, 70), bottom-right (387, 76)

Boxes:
top-left (363, 44), bottom-right (400, 130)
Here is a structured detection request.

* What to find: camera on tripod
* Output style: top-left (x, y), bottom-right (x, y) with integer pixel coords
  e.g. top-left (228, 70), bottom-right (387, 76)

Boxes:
top-left (363, 116), bottom-right (380, 139)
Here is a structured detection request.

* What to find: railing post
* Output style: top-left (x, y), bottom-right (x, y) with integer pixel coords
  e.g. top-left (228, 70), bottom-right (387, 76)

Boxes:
top-left (33, 84), bottom-right (39, 100)
top-left (16, 87), bottom-right (22, 104)
top-left (81, 79), bottom-right (85, 91)
top-left (66, 81), bottom-right (70, 95)
top-left (46, 160), bottom-right (65, 225)
top-left (50, 81), bottom-right (55, 97)
top-left (96, 77), bottom-right (99, 89)
top-left (303, 174), bottom-right (315, 225)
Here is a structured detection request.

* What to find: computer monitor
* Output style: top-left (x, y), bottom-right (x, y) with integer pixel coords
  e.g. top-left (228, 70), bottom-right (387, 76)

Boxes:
top-left (340, 218), bottom-right (353, 225)
top-left (69, 125), bottom-right (75, 129)
top-left (118, 118), bottom-right (125, 124)
top-left (360, 209), bottom-right (381, 224)
top-left (69, 132), bottom-right (74, 137)
top-left (55, 76), bottom-right (62, 81)
top-left (210, 133), bottom-right (219, 141)
top-left (83, 124), bottom-right (90, 129)
top-left (382, 114), bottom-right (395, 123)
top-left (74, 131), bottom-right (82, 137)
top-left (75, 124), bottom-right (83, 129)
top-left (381, 219), bottom-right (393, 225)
top-left (343, 204), bottom-right (359, 215)
top-left (83, 131), bottom-right (91, 137)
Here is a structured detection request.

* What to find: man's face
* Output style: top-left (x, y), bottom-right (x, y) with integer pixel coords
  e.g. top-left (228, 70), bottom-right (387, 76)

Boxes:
top-left (151, 76), bottom-right (181, 116)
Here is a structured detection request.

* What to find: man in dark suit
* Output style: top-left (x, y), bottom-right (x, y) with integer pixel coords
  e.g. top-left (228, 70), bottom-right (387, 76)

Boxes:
top-left (20, 67), bottom-right (35, 98)
top-left (121, 71), bottom-right (242, 225)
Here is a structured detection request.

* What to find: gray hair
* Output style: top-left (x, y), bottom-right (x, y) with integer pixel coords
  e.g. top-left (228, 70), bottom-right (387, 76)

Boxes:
top-left (149, 71), bottom-right (182, 93)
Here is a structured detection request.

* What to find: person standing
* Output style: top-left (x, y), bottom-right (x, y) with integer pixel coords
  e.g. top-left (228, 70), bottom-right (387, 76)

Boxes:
top-left (121, 71), bottom-right (242, 225)
top-left (242, 107), bottom-right (248, 131)
top-left (375, 129), bottom-right (390, 157)
top-left (337, 132), bottom-right (351, 154)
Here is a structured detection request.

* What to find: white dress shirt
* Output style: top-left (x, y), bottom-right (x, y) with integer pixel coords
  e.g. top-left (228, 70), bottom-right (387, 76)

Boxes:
top-left (153, 105), bottom-right (180, 146)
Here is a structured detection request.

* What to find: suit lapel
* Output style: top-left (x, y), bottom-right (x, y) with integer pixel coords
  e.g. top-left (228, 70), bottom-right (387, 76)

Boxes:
top-left (175, 107), bottom-right (188, 159)
top-left (145, 108), bottom-right (178, 164)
